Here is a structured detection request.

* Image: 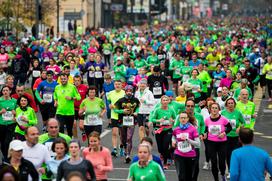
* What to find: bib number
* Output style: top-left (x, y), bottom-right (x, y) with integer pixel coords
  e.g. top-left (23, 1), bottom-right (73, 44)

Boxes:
top-left (89, 71), bottom-right (95, 78)
top-left (243, 115), bottom-right (251, 125)
top-left (2, 111), bottom-right (14, 121)
top-left (214, 79), bottom-right (221, 87)
top-left (161, 120), bottom-right (170, 126)
top-left (43, 93), bottom-right (53, 103)
top-left (229, 119), bottom-right (236, 129)
top-left (95, 71), bottom-right (103, 78)
top-left (103, 49), bottom-right (111, 55)
top-left (153, 87), bottom-right (162, 95)
top-left (177, 141), bottom-right (192, 153)
top-left (182, 74), bottom-right (190, 82)
top-left (86, 114), bottom-right (102, 125)
top-left (128, 75), bottom-right (135, 82)
top-left (32, 70), bottom-right (41, 78)
top-left (123, 116), bottom-right (134, 126)
top-left (209, 125), bottom-right (221, 135)
top-left (44, 57), bottom-right (49, 62)
top-left (192, 85), bottom-right (200, 93)
top-left (175, 68), bottom-right (180, 75)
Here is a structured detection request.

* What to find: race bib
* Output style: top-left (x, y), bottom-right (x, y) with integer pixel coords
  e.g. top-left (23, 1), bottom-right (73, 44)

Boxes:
top-left (43, 93), bottom-right (53, 103)
top-left (161, 120), bottom-right (170, 126)
top-left (95, 71), bottom-right (103, 78)
top-left (123, 116), bottom-right (134, 126)
top-left (209, 125), bottom-right (221, 135)
top-left (192, 85), bottom-right (200, 93)
top-left (229, 119), bottom-right (236, 129)
top-left (2, 111), bottom-right (14, 121)
top-left (103, 49), bottom-right (111, 55)
top-left (32, 70), bottom-right (41, 78)
top-left (214, 79), bottom-right (221, 87)
top-left (243, 114), bottom-right (251, 125)
top-left (177, 141), bottom-right (192, 153)
top-left (158, 55), bottom-right (163, 59)
top-left (128, 75), bottom-right (135, 82)
top-left (153, 87), bottom-right (162, 95)
top-left (44, 57), bottom-right (49, 62)
top-left (175, 68), bottom-right (180, 75)
top-left (182, 74), bottom-right (190, 82)
top-left (0, 77), bottom-right (5, 85)
top-left (86, 114), bottom-right (102, 125)
top-left (89, 71), bottom-right (95, 77)
top-left (267, 71), bottom-right (272, 76)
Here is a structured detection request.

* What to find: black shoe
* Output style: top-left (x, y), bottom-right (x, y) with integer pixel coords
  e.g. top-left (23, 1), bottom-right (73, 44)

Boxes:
top-left (111, 149), bottom-right (118, 157)
top-left (125, 156), bottom-right (131, 164)
top-left (262, 94), bottom-right (265, 98)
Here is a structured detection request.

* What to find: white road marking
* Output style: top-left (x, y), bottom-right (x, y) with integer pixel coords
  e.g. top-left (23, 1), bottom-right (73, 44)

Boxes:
top-left (261, 136), bottom-right (272, 139)
top-left (100, 129), bottom-right (112, 138)
top-left (254, 131), bottom-right (264, 135)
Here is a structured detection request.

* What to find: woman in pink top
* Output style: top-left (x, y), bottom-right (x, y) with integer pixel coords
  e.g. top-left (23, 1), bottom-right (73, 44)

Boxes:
top-left (204, 103), bottom-right (232, 181)
top-left (172, 112), bottom-right (200, 181)
top-left (219, 69), bottom-right (233, 89)
top-left (0, 46), bottom-right (9, 69)
top-left (83, 131), bottom-right (113, 181)
top-left (46, 58), bottom-right (61, 80)
top-left (133, 68), bottom-right (148, 87)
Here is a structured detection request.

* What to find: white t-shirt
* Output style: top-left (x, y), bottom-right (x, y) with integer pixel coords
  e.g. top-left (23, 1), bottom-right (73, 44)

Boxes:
top-left (23, 142), bottom-right (51, 181)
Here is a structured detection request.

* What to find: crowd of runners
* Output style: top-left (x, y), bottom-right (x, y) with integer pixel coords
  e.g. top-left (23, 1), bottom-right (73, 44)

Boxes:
top-left (0, 16), bottom-right (272, 181)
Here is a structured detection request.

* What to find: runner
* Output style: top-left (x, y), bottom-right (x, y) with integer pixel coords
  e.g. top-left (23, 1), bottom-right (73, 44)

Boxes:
top-left (54, 73), bottom-right (81, 137)
top-left (262, 56), bottom-right (272, 101)
top-left (114, 85), bottom-right (140, 163)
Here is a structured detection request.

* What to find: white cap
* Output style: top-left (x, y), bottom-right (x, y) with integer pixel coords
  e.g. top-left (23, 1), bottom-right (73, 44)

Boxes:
top-left (9, 140), bottom-right (24, 151)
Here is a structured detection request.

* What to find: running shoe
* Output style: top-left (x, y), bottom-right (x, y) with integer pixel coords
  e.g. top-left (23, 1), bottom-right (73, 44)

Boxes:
top-left (111, 148), bottom-right (118, 157)
top-left (202, 162), bottom-right (209, 170)
top-left (163, 164), bottom-right (169, 170)
top-left (125, 156), bottom-right (131, 164)
top-left (119, 148), bottom-right (125, 157)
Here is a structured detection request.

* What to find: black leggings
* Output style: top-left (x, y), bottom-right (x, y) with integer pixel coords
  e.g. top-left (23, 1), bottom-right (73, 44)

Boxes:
top-left (207, 140), bottom-right (227, 181)
top-left (203, 139), bottom-right (210, 162)
top-left (56, 114), bottom-right (74, 137)
top-left (0, 124), bottom-right (16, 159)
top-left (155, 129), bottom-right (172, 164)
top-left (226, 136), bottom-right (240, 170)
top-left (267, 79), bottom-right (272, 98)
top-left (174, 154), bottom-right (195, 181)
top-left (192, 148), bottom-right (200, 181)
top-left (104, 54), bottom-right (111, 68)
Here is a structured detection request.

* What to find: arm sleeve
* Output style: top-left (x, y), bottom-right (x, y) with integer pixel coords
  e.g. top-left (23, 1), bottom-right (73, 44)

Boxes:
top-left (230, 152), bottom-right (239, 181)
top-left (73, 86), bottom-right (81, 101)
top-left (163, 76), bottom-right (169, 90)
top-left (100, 149), bottom-right (113, 172)
top-left (199, 116), bottom-right (205, 135)
top-left (35, 89), bottom-right (43, 103)
top-left (145, 91), bottom-right (155, 105)
top-left (188, 137), bottom-right (201, 148)
top-left (29, 162), bottom-right (39, 181)
top-left (29, 108), bottom-right (38, 125)
top-left (28, 95), bottom-right (38, 112)
top-left (56, 161), bottom-right (64, 181)
top-left (225, 122), bottom-right (232, 134)
top-left (156, 164), bottom-right (166, 181)
top-left (86, 160), bottom-right (96, 181)
top-left (266, 155), bottom-right (272, 177)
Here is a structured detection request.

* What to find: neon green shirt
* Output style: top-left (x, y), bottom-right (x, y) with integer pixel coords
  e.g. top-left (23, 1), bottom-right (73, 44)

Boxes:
top-left (262, 63), bottom-right (272, 80)
top-left (197, 70), bottom-right (212, 93)
top-left (236, 101), bottom-right (255, 129)
top-left (169, 59), bottom-right (184, 79)
top-left (15, 107), bottom-right (38, 135)
top-left (187, 78), bottom-right (203, 98)
top-left (54, 83), bottom-right (81, 116)
top-left (107, 90), bottom-right (125, 120)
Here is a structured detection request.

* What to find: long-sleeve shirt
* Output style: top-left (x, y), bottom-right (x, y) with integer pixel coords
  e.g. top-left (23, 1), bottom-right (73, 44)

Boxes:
top-left (57, 158), bottom-right (96, 181)
top-left (82, 147), bottom-right (113, 180)
top-left (230, 145), bottom-right (272, 181)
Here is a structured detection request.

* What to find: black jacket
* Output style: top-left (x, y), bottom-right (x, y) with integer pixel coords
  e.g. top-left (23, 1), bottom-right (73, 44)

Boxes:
top-left (1, 157), bottom-right (39, 181)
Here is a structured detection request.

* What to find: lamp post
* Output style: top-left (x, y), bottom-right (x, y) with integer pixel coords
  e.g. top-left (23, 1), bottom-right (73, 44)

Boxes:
top-left (57, 0), bottom-right (60, 33)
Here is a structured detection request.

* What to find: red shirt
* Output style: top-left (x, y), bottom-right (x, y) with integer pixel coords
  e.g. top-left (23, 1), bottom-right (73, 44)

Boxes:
top-left (74, 84), bottom-right (88, 110)
top-left (12, 93), bottom-right (38, 112)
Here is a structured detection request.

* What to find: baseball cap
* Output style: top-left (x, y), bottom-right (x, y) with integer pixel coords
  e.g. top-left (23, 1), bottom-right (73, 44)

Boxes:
top-left (125, 85), bottom-right (134, 91)
top-left (9, 140), bottom-right (24, 151)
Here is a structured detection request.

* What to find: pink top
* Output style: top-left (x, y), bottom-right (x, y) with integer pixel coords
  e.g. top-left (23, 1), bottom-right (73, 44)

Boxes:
top-left (133, 74), bottom-right (148, 87)
top-left (205, 115), bottom-right (229, 142)
top-left (173, 125), bottom-right (199, 157)
top-left (219, 77), bottom-right (233, 89)
top-left (0, 53), bottom-right (9, 64)
top-left (83, 146), bottom-right (113, 180)
top-left (46, 65), bottom-right (61, 80)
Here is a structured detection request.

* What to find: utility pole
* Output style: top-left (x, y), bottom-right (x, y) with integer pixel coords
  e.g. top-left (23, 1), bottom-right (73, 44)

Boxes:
top-left (35, 0), bottom-right (39, 39)
top-left (57, 0), bottom-right (60, 33)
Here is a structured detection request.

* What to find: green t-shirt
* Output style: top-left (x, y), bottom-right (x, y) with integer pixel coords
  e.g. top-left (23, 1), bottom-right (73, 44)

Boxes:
top-left (15, 107), bottom-right (38, 135)
top-left (54, 83), bottom-right (81, 116)
top-left (107, 90), bottom-right (125, 120)
top-left (128, 160), bottom-right (166, 181)
top-left (221, 109), bottom-right (245, 137)
top-left (0, 97), bottom-right (17, 125)
top-left (233, 87), bottom-right (252, 101)
top-left (134, 59), bottom-right (147, 69)
top-left (197, 70), bottom-right (212, 93)
top-left (187, 78), bottom-right (203, 98)
top-left (80, 97), bottom-right (105, 125)
top-left (149, 107), bottom-right (176, 131)
top-left (236, 101), bottom-right (255, 129)
top-left (113, 64), bottom-right (126, 81)
top-left (181, 66), bottom-right (193, 82)
top-left (146, 55), bottom-right (159, 66)
top-left (169, 59), bottom-right (184, 79)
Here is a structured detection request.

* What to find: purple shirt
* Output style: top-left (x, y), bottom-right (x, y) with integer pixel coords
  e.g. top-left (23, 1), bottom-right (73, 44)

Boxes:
top-left (173, 125), bottom-right (199, 157)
